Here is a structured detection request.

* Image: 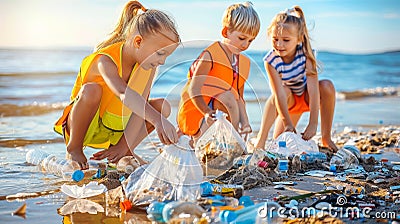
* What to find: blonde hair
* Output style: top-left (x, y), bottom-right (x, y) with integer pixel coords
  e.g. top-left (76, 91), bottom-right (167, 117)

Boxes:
top-left (96, 1), bottom-right (180, 51)
top-left (268, 5), bottom-right (318, 74)
top-left (222, 1), bottom-right (260, 38)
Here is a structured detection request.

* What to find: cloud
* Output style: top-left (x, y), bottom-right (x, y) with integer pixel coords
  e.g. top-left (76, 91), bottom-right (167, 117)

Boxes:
top-left (384, 13), bottom-right (400, 19)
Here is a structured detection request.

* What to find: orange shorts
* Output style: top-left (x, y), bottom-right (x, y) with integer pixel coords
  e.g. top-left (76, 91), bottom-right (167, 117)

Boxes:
top-left (288, 93), bottom-right (310, 114)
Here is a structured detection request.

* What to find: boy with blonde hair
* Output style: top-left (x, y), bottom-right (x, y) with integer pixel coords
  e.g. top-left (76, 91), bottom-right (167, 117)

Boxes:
top-left (177, 2), bottom-right (260, 142)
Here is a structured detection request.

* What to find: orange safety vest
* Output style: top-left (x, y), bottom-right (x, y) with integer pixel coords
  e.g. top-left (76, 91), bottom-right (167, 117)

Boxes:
top-left (54, 42), bottom-right (152, 136)
top-left (177, 41), bottom-right (250, 136)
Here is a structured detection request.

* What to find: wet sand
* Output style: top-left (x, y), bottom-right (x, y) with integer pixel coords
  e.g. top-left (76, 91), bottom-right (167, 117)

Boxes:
top-left (1, 125), bottom-right (399, 224)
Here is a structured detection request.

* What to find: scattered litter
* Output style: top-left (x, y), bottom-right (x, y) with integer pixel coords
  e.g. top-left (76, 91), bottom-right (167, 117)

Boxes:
top-left (59, 198), bottom-right (104, 215)
top-left (304, 170), bottom-right (335, 177)
top-left (61, 181), bottom-right (107, 199)
top-left (12, 203), bottom-right (26, 218)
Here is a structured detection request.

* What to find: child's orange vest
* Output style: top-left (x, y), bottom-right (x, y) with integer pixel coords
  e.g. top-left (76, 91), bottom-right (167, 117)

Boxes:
top-left (177, 41), bottom-right (250, 136)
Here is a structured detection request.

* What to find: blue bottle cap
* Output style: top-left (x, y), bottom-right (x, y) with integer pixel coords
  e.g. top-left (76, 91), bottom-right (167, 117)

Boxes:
top-left (72, 170), bottom-right (84, 182)
top-left (239, 195), bottom-right (254, 207)
top-left (278, 141), bottom-right (286, 147)
top-left (219, 210), bottom-right (237, 223)
top-left (330, 164), bottom-right (337, 173)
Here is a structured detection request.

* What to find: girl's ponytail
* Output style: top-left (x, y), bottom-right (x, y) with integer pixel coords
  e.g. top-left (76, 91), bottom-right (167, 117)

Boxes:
top-left (293, 6), bottom-right (318, 75)
top-left (95, 1), bottom-right (146, 51)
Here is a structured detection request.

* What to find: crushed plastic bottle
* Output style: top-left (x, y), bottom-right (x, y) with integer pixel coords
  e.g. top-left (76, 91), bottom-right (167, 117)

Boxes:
top-left (26, 149), bottom-right (84, 181)
top-left (146, 201), bottom-right (206, 223)
top-left (330, 148), bottom-right (359, 170)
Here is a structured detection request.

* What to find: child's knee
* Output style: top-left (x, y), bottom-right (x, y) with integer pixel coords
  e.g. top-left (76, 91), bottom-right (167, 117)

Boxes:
top-left (215, 91), bottom-right (236, 109)
top-left (80, 83), bottom-right (102, 104)
top-left (319, 80), bottom-right (335, 93)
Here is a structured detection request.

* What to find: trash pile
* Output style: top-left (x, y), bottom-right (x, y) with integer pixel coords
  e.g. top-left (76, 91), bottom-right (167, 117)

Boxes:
top-left (20, 124), bottom-right (399, 223)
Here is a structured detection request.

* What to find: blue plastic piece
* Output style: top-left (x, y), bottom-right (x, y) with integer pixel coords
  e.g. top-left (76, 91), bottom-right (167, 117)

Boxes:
top-left (239, 196), bottom-right (254, 207)
top-left (147, 201), bottom-right (166, 223)
top-left (219, 210), bottom-right (237, 223)
top-left (200, 181), bottom-right (214, 196)
top-left (72, 170), bottom-right (84, 182)
top-left (278, 141), bottom-right (286, 148)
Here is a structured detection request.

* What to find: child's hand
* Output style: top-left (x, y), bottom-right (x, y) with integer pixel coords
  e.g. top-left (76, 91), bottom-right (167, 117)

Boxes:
top-left (155, 118), bottom-right (178, 145)
top-left (91, 144), bottom-right (129, 164)
top-left (239, 124), bottom-right (252, 141)
top-left (302, 124), bottom-right (317, 140)
top-left (204, 109), bottom-right (217, 126)
top-left (284, 125), bottom-right (297, 134)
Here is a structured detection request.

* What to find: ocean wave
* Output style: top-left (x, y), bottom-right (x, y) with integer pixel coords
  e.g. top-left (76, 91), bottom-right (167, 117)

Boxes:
top-left (0, 71), bottom-right (76, 77)
top-left (337, 86), bottom-right (400, 100)
top-left (0, 102), bottom-right (68, 117)
top-left (0, 138), bottom-right (64, 147)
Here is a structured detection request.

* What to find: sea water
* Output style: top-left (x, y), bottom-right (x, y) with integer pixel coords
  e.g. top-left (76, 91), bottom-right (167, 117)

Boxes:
top-left (0, 43), bottom-right (399, 222)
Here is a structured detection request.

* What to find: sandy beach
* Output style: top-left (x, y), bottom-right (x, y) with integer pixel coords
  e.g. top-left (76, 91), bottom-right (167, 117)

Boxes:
top-left (1, 120), bottom-right (400, 223)
top-left (0, 47), bottom-right (399, 223)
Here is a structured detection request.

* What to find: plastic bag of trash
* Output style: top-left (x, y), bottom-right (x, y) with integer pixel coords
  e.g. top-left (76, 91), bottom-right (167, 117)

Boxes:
top-left (123, 135), bottom-right (203, 207)
top-left (268, 132), bottom-right (319, 157)
top-left (195, 110), bottom-right (246, 177)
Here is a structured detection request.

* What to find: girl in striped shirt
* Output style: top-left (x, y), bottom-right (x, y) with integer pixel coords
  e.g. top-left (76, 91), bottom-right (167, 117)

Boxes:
top-left (254, 6), bottom-right (338, 152)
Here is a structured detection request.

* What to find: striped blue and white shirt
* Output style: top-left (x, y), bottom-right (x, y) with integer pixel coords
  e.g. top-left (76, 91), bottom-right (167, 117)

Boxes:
top-left (264, 46), bottom-right (308, 96)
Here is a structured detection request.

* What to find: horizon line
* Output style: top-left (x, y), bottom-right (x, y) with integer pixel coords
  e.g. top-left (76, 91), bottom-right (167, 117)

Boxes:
top-left (1, 45), bottom-right (399, 56)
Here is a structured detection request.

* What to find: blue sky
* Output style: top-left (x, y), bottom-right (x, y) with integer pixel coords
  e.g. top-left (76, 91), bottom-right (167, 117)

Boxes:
top-left (1, 0), bottom-right (399, 53)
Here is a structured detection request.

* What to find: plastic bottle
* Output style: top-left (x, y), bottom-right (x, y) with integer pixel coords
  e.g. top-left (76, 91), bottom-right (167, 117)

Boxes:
top-left (158, 201), bottom-right (205, 223)
top-left (276, 141), bottom-right (289, 175)
top-left (249, 148), bottom-right (266, 167)
top-left (233, 154), bottom-right (253, 168)
top-left (219, 201), bottom-right (281, 224)
top-left (299, 152), bottom-right (327, 164)
top-left (26, 149), bottom-right (84, 182)
top-left (329, 148), bottom-right (359, 170)
top-left (146, 201), bottom-right (166, 222)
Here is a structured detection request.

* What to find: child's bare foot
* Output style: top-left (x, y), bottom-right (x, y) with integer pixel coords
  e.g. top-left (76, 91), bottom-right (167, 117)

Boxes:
top-left (131, 152), bottom-right (148, 165)
top-left (67, 148), bottom-right (89, 170)
top-left (322, 138), bottom-right (339, 153)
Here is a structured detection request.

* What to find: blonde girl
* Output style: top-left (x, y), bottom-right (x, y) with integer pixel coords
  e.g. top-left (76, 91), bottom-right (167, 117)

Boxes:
top-left (254, 6), bottom-right (338, 152)
top-left (54, 1), bottom-right (180, 169)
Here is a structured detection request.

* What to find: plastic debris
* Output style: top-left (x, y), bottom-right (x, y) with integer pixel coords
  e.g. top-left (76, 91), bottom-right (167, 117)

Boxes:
top-left (61, 181), bottom-right (107, 199)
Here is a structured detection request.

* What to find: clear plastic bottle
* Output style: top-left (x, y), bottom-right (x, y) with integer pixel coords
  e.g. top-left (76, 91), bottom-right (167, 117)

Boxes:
top-left (219, 201), bottom-right (282, 224)
top-left (329, 148), bottom-right (359, 170)
top-left (26, 149), bottom-right (84, 182)
top-left (249, 148), bottom-right (266, 167)
top-left (161, 201), bottom-right (206, 223)
top-left (276, 141), bottom-right (289, 175)
top-left (299, 152), bottom-right (327, 164)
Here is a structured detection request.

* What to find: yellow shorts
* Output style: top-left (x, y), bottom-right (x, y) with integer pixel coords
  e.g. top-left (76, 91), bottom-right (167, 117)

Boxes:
top-left (55, 102), bottom-right (123, 149)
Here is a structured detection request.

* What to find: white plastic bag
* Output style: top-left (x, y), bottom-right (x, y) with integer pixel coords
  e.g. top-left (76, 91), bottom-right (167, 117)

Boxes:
top-left (124, 135), bottom-right (203, 207)
top-left (195, 110), bottom-right (246, 177)
top-left (61, 181), bottom-right (107, 199)
top-left (268, 132), bottom-right (319, 157)
top-left (59, 198), bottom-right (104, 215)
